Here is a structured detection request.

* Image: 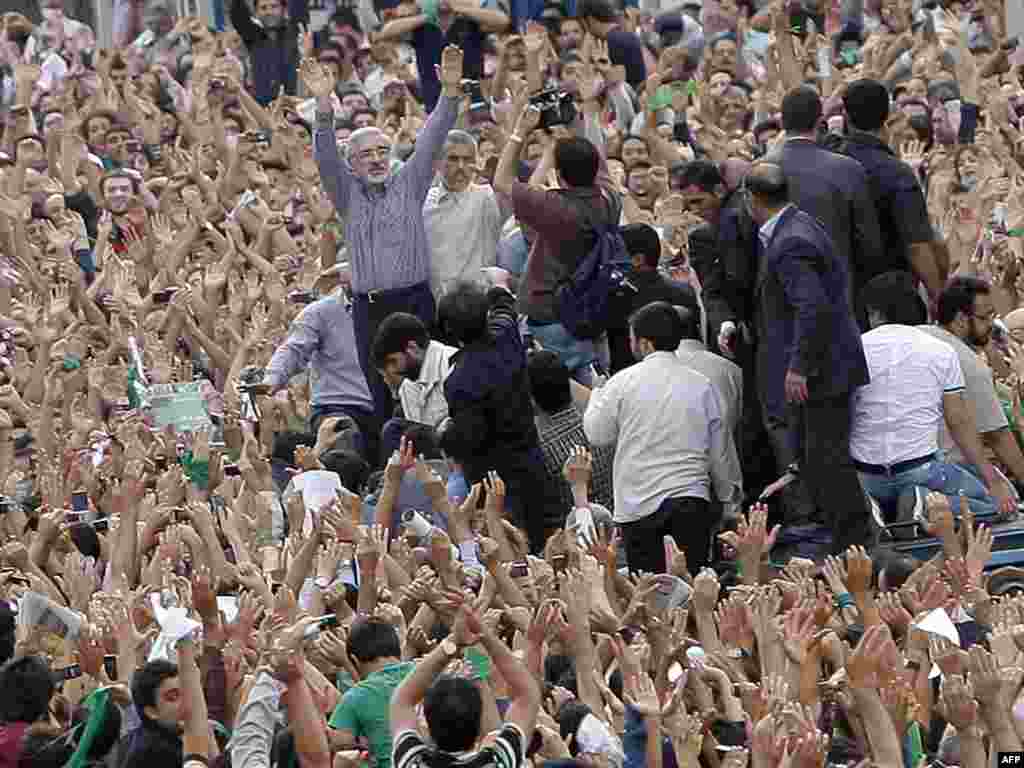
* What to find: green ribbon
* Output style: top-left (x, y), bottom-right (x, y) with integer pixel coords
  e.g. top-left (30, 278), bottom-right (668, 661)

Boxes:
top-left (419, 0), bottom-right (441, 26)
top-left (62, 355), bottom-right (82, 371)
top-left (1007, 227), bottom-right (1024, 237)
top-left (65, 687), bottom-right (111, 768)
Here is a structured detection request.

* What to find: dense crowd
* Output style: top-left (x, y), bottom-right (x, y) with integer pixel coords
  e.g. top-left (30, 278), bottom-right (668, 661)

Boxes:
top-left (0, 0), bottom-right (1023, 768)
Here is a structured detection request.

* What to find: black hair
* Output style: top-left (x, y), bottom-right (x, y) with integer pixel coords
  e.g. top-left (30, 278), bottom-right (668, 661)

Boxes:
top-left (621, 223), bottom-right (662, 268)
top-left (130, 659), bottom-right (178, 720)
top-left (437, 282), bottom-right (490, 345)
top-left (403, 423), bottom-right (442, 460)
top-left (675, 302), bottom-right (702, 341)
top-left (745, 162), bottom-right (789, 206)
top-left (556, 700), bottom-right (592, 755)
top-left (351, 108), bottom-right (378, 124)
top-left (346, 617), bottom-right (402, 664)
top-left (843, 79), bottom-right (890, 132)
top-left (437, 415), bottom-right (475, 464)
top-left (0, 656), bottom-right (54, 724)
top-left (527, 350), bottom-right (573, 414)
top-left (781, 86), bottom-right (823, 134)
top-left (858, 271), bottom-right (928, 326)
top-left (371, 313), bottom-right (430, 369)
top-left (271, 431), bottom-right (316, 465)
top-left (554, 137), bottom-right (601, 188)
top-left (677, 159), bottom-right (724, 193)
top-left (630, 301), bottom-right (684, 351)
top-left (937, 276), bottom-right (992, 327)
top-left (423, 676), bottom-right (483, 752)
top-left (320, 449), bottom-right (372, 496)
top-left (575, 0), bottom-right (618, 22)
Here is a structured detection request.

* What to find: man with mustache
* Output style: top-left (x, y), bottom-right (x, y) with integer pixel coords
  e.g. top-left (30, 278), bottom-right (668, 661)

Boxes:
top-left (423, 130), bottom-right (511, 300)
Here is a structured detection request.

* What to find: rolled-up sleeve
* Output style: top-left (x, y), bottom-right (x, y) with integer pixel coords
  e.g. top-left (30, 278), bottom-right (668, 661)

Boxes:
top-left (265, 307), bottom-right (322, 391)
top-left (584, 378), bottom-right (621, 447)
top-left (229, 674), bottom-right (284, 768)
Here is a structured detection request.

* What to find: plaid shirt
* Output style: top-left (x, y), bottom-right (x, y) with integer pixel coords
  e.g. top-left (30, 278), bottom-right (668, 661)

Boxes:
top-left (536, 406), bottom-right (615, 513)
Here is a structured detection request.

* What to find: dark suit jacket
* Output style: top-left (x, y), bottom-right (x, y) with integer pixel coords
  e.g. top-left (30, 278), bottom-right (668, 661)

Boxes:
top-left (768, 139), bottom-right (883, 303)
top-left (755, 207), bottom-right (869, 421)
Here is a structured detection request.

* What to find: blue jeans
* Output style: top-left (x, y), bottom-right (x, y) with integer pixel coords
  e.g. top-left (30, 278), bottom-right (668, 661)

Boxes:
top-left (857, 456), bottom-right (996, 520)
top-left (526, 320), bottom-right (608, 383)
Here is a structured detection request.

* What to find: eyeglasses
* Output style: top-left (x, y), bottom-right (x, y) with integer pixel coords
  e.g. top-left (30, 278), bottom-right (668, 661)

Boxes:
top-left (356, 147), bottom-right (390, 161)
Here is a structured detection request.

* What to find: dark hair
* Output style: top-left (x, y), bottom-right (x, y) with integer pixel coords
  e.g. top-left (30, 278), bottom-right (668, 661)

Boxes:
top-left (372, 313), bottom-right (430, 369)
top-left (621, 223), bottom-right (661, 268)
top-left (675, 302), bottom-right (702, 341)
top-left (843, 79), bottom-right (890, 132)
top-left (402, 423), bottom-right (442, 459)
top-left (0, 656), bottom-right (54, 724)
top-left (320, 449), bottom-right (371, 495)
top-left (630, 301), bottom-right (684, 351)
top-left (620, 134), bottom-right (648, 151)
top-left (271, 431), bottom-right (316, 465)
top-left (556, 700), bottom-right (592, 755)
top-left (527, 350), bottom-right (573, 414)
top-left (576, 0), bottom-right (618, 22)
top-left (99, 169), bottom-right (140, 196)
top-left (437, 415), bottom-right (475, 464)
top-left (858, 270), bottom-right (928, 326)
top-left (351, 108), bottom-right (378, 124)
top-left (677, 160), bottom-right (723, 193)
top-left (781, 86), bottom-right (823, 134)
top-left (130, 660), bottom-right (178, 720)
top-left (346, 617), bottom-right (401, 664)
top-left (745, 162), bottom-right (789, 206)
top-left (871, 547), bottom-right (920, 591)
top-left (554, 137), bottom-right (600, 188)
top-left (937, 276), bottom-right (992, 327)
top-left (438, 282), bottom-right (490, 345)
top-left (424, 676), bottom-right (483, 752)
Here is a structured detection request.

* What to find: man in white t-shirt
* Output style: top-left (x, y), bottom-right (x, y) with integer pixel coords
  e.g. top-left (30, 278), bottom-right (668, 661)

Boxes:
top-left (920, 277), bottom-right (1024, 502)
top-left (851, 272), bottom-right (1015, 525)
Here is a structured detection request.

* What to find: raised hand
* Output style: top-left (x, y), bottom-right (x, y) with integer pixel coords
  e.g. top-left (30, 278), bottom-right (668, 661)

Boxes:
top-left (300, 58), bottom-right (336, 101)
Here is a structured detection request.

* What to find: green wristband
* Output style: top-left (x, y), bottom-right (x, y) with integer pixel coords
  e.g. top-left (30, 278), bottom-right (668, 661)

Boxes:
top-left (464, 647), bottom-right (491, 682)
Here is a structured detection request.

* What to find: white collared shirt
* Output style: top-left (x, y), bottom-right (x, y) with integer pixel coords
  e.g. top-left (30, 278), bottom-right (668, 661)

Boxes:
top-left (423, 181), bottom-right (511, 298)
top-left (850, 324), bottom-right (965, 466)
top-left (676, 338), bottom-right (743, 438)
top-left (584, 350), bottom-right (742, 524)
top-left (398, 340), bottom-right (457, 427)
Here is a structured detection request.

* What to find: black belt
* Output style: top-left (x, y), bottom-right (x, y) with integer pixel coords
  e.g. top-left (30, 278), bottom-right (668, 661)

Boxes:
top-left (853, 453), bottom-right (936, 476)
top-left (352, 281), bottom-right (429, 304)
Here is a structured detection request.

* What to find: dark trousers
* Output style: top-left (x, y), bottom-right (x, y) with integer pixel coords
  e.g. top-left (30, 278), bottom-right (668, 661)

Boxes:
top-left (767, 392), bottom-right (871, 555)
top-left (621, 496), bottom-right (714, 575)
top-left (309, 403), bottom-right (382, 468)
top-left (351, 282), bottom-right (436, 429)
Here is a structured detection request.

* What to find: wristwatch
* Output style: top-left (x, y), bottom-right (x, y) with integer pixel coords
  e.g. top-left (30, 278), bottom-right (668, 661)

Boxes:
top-left (440, 637), bottom-right (460, 658)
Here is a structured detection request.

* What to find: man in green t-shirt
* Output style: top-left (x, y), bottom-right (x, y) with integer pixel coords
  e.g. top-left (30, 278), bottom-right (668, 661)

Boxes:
top-left (329, 617), bottom-right (414, 768)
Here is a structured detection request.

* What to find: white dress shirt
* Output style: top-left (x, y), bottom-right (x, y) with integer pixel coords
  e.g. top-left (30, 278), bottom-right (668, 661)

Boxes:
top-left (676, 338), bottom-right (743, 438)
top-left (423, 181), bottom-right (511, 298)
top-left (398, 340), bottom-right (457, 427)
top-left (850, 324), bottom-right (965, 466)
top-left (584, 350), bottom-right (742, 524)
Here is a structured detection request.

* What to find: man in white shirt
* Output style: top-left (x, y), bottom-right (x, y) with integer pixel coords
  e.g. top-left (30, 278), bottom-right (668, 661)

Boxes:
top-left (851, 272), bottom-right (1014, 525)
top-left (584, 301), bottom-right (741, 574)
top-left (423, 130), bottom-right (511, 299)
top-left (372, 312), bottom-right (457, 459)
top-left (921, 277), bottom-right (1024, 498)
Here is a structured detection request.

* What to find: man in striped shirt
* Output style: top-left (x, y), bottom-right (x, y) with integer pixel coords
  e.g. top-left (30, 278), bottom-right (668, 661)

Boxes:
top-left (301, 46), bottom-right (466, 423)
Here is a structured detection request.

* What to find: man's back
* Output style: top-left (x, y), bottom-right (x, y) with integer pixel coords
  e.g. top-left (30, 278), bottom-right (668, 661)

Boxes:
top-left (775, 140), bottom-right (883, 297)
top-left (330, 661), bottom-right (415, 768)
top-left (850, 324), bottom-right (964, 464)
top-left (677, 339), bottom-right (743, 437)
top-left (585, 351), bottom-right (739, 523)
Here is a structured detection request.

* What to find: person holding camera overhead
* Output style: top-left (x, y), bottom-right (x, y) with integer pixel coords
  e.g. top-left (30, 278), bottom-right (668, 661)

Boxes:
top-left (492, 80), bottom-right (618, 387)
top-left (301, 45), bottom-right (466, 424)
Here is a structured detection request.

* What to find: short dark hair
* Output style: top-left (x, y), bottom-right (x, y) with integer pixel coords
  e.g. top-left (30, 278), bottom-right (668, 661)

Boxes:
top-left (858, 271), bottom-right (928, 326)
top-left (131, 660), bottom-right (178, 720)
top-left (423, 676), bottom-right (483, 752)
top-left (745, 162), bottom-right (789, 206)
top-left (527, 350), bottom-right (573, 414)
top-left (372, 313), bottom-right (430, 369)
top-left (575, 0), bottom-right (618, 21)
top-left (271, 431), bottom-right (316, 465)
top-left (621, 223), bottom-right (661, 268)
top-left (781, 86), bottom-right (822, 134)
top-left (554, 137), bottom-right (600, 188)
top-left (0, 655), bottom-right (54, 723)
top-left (937, 276), bottom-right (992, 327)
top-left (346, 617), bottom-right (401, 664)
top-left (438, 282), bottom-right (490, 345)
top-left (320, 448), bottom-right (371, 495)
top-left (843, 79), bottom-right (890, 132)
top-left (630, 301), bottom-right (684, 351)
top-left (675, 302), bottom-right (702, 341)
top-left (677, 160), bottom-right (723, 194)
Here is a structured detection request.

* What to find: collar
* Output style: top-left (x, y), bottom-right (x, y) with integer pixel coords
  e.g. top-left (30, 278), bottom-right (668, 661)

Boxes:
top-left (640, 350), bottom-right (677, 364)
top-left (758, 204), bottom-right (792, 248)
top-left (416, 341), bottom-right (454, 386)
top-left (845, 129), bottom-right (895, 155)
top-left (547, 405), bottom-right (582, 427)
top-left (676, 338), bottom-right (707, 355)
top-left (785, 134), bottom-right (818, 144)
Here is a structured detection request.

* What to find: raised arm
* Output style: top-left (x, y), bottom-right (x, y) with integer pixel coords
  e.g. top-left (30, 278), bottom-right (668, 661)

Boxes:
top-left (404, 46), bottom-right (464, 199)
top-left (302, 59), bottom-right (355, 216)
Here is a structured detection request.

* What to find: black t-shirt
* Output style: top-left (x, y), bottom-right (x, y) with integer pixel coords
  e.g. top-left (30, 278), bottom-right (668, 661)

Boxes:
top-left (606, 26), bottom-right (646, 89)
top-left (412, 17), bottom-right (486, 111)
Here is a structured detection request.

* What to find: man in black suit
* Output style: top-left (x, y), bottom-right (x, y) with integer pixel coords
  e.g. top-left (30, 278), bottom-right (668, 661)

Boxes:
top-left (769, 87), bottom-right (883, 308)
top-left (745, 162), bottom-right (872, 555)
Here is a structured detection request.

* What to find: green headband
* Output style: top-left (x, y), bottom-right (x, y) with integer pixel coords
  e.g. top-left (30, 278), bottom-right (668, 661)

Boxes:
top-left (64, 687), bottom-right (111, 768)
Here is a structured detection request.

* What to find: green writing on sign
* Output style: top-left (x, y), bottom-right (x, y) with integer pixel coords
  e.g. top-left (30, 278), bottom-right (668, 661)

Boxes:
top-left (145, 381), bottom-right (213, 433)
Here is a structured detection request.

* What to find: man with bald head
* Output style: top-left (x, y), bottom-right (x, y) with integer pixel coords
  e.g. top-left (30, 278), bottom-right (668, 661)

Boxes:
top-left (300, 47), bottom-right (465, 426)
top-left (744, 161), bottom-right (871, 555)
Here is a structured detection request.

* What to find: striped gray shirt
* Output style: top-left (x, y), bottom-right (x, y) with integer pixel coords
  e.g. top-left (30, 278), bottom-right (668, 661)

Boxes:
top-left (313, 95), bottom-right (460, 294)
